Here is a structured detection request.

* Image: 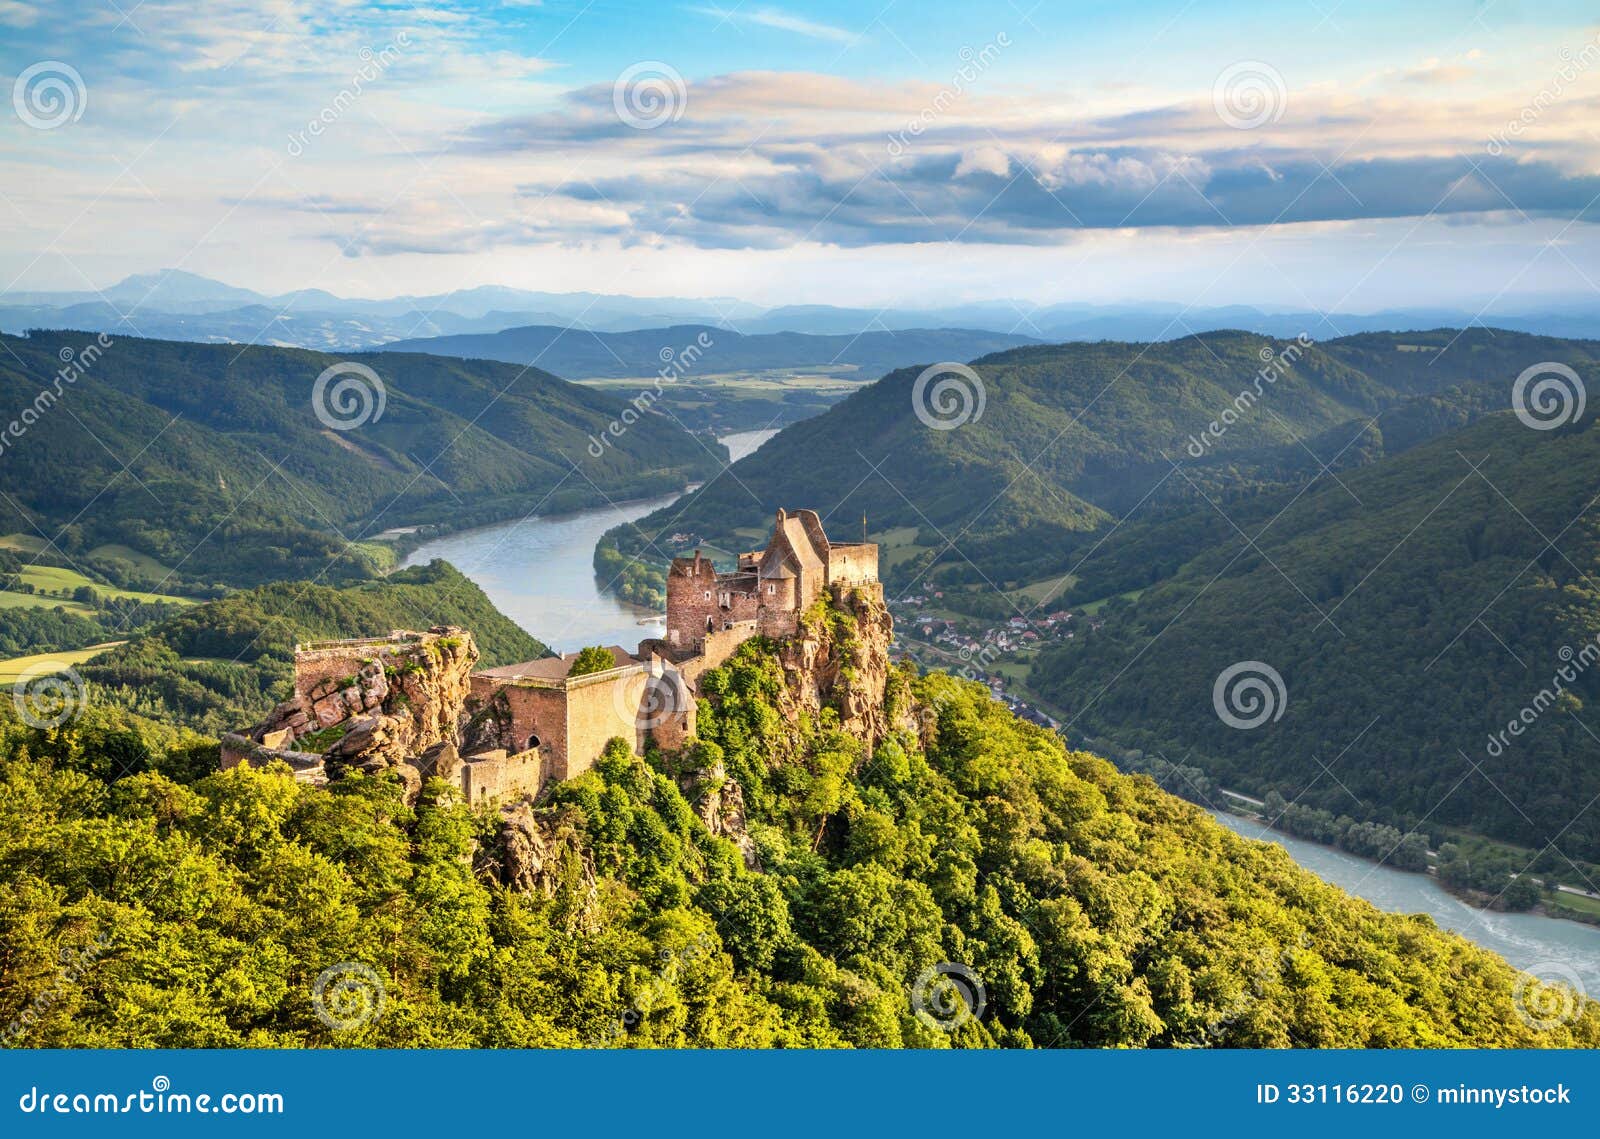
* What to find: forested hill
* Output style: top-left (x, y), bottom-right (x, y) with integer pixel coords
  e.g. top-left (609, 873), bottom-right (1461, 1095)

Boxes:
top-left (1031, 406), bottom-right (1600, 861)
top-left (2, 621), bottom-right (1592, 1047)
top-left (0, 331), bottom-right (718, 589)
top-left (381, 323), bottom-right (1040, 380)
top-left (78, 561), bottom-right (548, 736)
top-left (599, 329), bottom-right (1596, 594)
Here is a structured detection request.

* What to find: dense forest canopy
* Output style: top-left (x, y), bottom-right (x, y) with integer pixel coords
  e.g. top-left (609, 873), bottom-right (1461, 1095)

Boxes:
top-left (1031, 408), bottom-right (1600, 860)
top-left (75, 562), bottom-right (548, 736)
top-left (0, 331), bottom-right (717, 590)
top-left (1, 626), bottom-right (1591, 1048)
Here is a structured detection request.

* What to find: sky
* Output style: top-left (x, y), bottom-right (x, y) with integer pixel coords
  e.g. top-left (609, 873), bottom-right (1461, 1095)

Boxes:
top-left (2, 0), bottom-right (1599, 313)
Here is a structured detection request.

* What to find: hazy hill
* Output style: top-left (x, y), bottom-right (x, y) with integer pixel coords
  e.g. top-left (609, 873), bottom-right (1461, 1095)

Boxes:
top-left (0, 331), bottom-right (718, 590)
top-left (600, 329), bottom-right (1594, 598)
top-left (380, 323), bottom-right (1041, 380)
top-left (1030, 404), bottom-right (1600, 861)
top-left (79, 561), bottom-right (548, 735)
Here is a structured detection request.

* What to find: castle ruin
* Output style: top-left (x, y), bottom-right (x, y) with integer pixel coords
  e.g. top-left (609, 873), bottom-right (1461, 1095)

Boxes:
top-left (223, 508), bottom-right (881, 805)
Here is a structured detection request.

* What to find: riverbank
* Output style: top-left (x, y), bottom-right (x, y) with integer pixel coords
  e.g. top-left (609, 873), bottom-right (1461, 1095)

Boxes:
top-left (1208, 808), bottom-right (1600, 993)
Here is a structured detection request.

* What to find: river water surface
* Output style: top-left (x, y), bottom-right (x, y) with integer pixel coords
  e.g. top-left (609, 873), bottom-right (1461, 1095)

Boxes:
top-left (406, 426), bottom-right (1600, 989)
top-left (401, 430), bottom-right (777, 653)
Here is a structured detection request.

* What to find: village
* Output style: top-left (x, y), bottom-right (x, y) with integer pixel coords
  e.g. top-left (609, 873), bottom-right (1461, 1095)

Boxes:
top-left (884, 591), bottom-right (1088, 731)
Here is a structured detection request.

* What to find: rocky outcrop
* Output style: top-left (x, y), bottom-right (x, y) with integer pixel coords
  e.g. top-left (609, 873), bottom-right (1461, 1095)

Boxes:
top-left (679, 764), bottom-right (760, 870)
top-left (321, 633), bottom-right (478, 779)
top-left (235, 628), bottom-right (483, 801)
top-left (774, 583), bottom-right (896, 745)
top-left (480, 802), bottom-right (597, 904)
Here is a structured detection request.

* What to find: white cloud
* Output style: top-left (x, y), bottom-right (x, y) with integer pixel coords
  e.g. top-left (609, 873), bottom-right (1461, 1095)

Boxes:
top-left (0, 0), bottom-right (40, 27)
top-left (693, 5), bottom-right (858, 44)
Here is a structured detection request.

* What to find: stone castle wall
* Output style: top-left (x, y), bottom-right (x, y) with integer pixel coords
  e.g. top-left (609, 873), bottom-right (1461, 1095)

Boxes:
top-left (562, 666), bottom-right (650, 779)
top-left (665, 555), bottom-right (721, 652)
top-left (828, 543), bottom-right (879, 585)
top-left (461, 747), bottom-right (546, 805)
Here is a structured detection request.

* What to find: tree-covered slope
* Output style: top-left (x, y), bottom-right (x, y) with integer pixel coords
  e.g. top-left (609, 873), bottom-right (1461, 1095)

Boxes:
top-left (598, 329), bottom-right (1589, 599)
top-left (0, 638), bottom-right (1591, 1048)
top-left (1031, 407), bottom-right (1600, 860)
top-left (77, 561), bottom-right (548, 735)
top-left (0, 331), bottom-right (718, 589)
top-left (382, 323), bottom-right (1040, 380)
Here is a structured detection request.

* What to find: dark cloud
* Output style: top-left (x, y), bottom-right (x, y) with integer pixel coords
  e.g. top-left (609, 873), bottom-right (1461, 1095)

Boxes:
top-left (535, 149), bottom-right (1600, 249)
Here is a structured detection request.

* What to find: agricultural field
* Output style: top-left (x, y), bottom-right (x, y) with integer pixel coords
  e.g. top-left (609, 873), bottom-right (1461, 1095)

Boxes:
top-left (0, 641), bottom-right (125, 683)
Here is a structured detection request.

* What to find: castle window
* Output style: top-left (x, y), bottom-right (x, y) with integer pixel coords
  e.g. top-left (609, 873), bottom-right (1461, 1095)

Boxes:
top-left (527, 734), bottom-right (540, 750)
top-left (704, 590), bottom-right (711, 600)
top-left (767, 584), bottom-right (775, 595)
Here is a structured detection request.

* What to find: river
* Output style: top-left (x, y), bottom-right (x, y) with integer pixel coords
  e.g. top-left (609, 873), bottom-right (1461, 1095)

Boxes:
top-left (401, 430), bottom-right (777, 653)
top-left (1210, 810), bottom-right (1600, 992)
top-left (404, 426), bottom-right (1600, 987)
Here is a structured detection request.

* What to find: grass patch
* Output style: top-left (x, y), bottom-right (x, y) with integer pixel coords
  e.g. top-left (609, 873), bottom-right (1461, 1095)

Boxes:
top-left (1079, 588), bottom-right (1145, 615)
top-left (1006, 575), bottom-right (1076, 606)
top-left (87, 543), bottom-right (175, 578)
top-left (0, 642), bottom-right (126, 683)
top-left (15, 565), bottom-right (193, 606)
top-left (0, 534), bottom-right (50, 554)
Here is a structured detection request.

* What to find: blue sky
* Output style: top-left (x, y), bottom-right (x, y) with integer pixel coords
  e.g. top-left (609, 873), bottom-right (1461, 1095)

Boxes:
top-left (2, 0), bottom-right (1598, 312)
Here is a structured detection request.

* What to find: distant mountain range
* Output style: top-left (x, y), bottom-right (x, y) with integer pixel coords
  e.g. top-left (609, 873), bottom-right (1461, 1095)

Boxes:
top-left (380, 323), bottom-right (1042, 381)
top-left (4, 270), bottom-right (1597, 354)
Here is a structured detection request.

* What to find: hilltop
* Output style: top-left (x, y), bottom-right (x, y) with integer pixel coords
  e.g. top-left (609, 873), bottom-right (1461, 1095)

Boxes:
top-left (0, 331), bottom-right (718, 598)
top-left (381, 323), bottom-right (1040, 381)
top-left (598, 328), bottom-right (1595, 602)
top-left (1, 583), bottom-right (1594, 1047)
top-left (1030, 406), bottom-right (1600, 863)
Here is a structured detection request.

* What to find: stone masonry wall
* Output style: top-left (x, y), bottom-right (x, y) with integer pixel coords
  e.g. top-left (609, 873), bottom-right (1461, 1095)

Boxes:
top-left (562, 667), bottom-right (649, 779)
